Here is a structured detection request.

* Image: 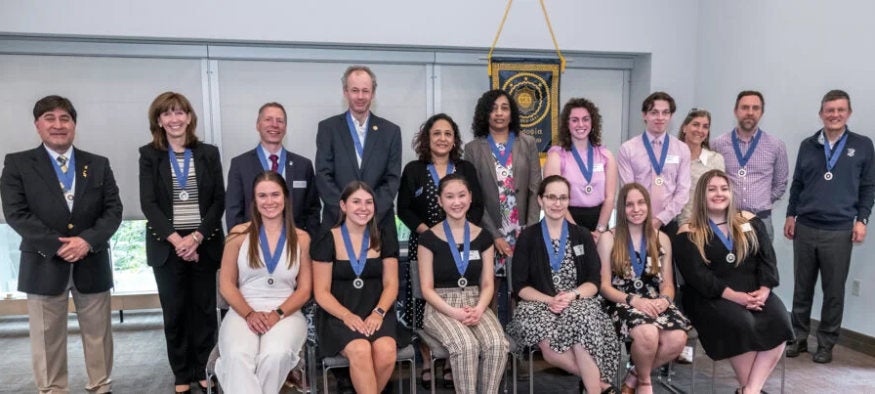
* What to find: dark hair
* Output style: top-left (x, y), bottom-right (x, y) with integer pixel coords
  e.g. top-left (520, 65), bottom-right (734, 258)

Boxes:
top-left (148, 91), bottom-right (200, 150)
top-left (258, 102), bottom-right (287, 120)
top-left (243, 171), bottom-right (299, 269)
top-left (557, 98), bottom-right (602, 148)
top-left (413, 113), bottom-right (463, 163)
top-left (437, 173), bottom-right (471, 196)
top-left (342, 65), bottom-right (377, 91)
top-left (820, 89), bottom-right (852, 112)
top-left (537, 175), bottom-right (571, 197)
top-left (735, 90), bottom-right (765, 112)
top-left (641, 91), bottom-right (676, 114)
top-left (612, 183), bottom-right (661, 277)
top-left (33, 95), bottom-right (77, 123)
top-left (471, 89), bottom-right (520, 138)
top-left (336, 181), bottom-right (382, 252)
top-left (678, 108), bottom-right (713, 149)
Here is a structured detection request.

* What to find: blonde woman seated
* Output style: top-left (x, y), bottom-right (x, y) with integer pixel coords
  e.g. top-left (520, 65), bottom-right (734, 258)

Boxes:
top-left (597, 183), bottom-right (690, 394)
top-left (507, 175), bottom-right (620, 394)
top-left (417, 173), bottom-right (508, 393)
top-left (216, 171), bottom-right (311, 393)
top-left (674, 170), bottom-right (792, 394)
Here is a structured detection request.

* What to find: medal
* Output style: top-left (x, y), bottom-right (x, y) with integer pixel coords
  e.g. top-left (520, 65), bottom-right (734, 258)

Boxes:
top-left (487, 132), bottom-right (515, 168)
top-left (731, 129), bottom-right (762, 178)
top-left (737, 168), bottom-right (747, 177)
top-left (552, 274), bottom-right (562, 285)
top-left (571, 143), bottom-right (595, 195)
top-left (654, 177), bottom-right (665, 186)
top-left (642, 133), bottom-right (669, 188)
top-left (443, 220), bottom-right (471, 288)
top-left (584, 185), bottom-right (594, 194)
top-left (267, 277), bottom-right (274, 286)
top-left (627, 231), bottom-right (647, 277)
top-left (824, 171), bottom-right (833, 181)
top-left (259, 225), bottom-right (287, 276)
top-left (726, 253), bottom-right (736, 263)
top-left (633, 279), bottom-right (644, 289)
top-left (65, 192), bottom-right (74, 201)
top-left (178, 190), bottom-right (189, 201)
top-left (708, 219), bottom-right (736, 264)
top-left (341, 223), bottom-right (370, 290)
top-left (168, 148), bottom-right (192, 201)
top-left (822, 130), bottom-right (848, 183)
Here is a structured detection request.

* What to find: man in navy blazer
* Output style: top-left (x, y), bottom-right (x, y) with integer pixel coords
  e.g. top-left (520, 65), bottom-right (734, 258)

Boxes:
top-left (315, 65), bottom-right (402, 233)
top-left (225, 102), bottom-right (321, 234)
top-left (1, 95), bottom-right (122, 394)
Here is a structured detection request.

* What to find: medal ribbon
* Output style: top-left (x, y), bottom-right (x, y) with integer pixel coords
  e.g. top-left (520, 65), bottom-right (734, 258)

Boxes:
top-left (256, 145), bottom-right (287, 176)
top-left (345, 111), bottom-right (367, 159)
top-left (168, 148), bottom-right (192, 191)
top-left (427, 162), bottom-right (455, 186)
top-left (627, 232), bottom-right (646, 277)
top-left (570, 143), bottom-right (594, 184)
top-left (642, 133), bottom-right (669, 177)
top-left (442, 220), bottom-right (471, 278)
top-left (259, 225), bottom-right (287, 274)
top-left (823, 131), bottom-right (849, 173)
top-left (540, 219), bottom-right (568, 273)
top-left (341, 223), bottom-right (370, 278)
top-left (50, 151), bottom-right (75, 192)
top-left (708, 219), bottom-right (734, 255)
top-left (487, 132), bottom-right (515, 167)
top-left (731, 128), bottom-right (762, 169)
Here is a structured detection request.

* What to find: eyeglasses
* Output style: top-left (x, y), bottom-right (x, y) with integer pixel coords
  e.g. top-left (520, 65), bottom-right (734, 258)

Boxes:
top-left (542, 194), bottom-right (570, 203)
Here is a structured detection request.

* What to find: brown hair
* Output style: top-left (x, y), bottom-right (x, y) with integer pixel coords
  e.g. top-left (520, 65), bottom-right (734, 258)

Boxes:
top-left (678, 108), bottom-right (713, 149)
top-left (33, 95), bottom-right (77, 122)
top-left (641, 91), bottom-right (676, 114)
top-left (233, 171), bottom-right (299, 269)
top-left (820, 89), bottom-right (852, 112)
top-left (735, 90), bottom-right (765, 112)
top-left (684, 170), bottom-right (758, 265)
top-left (557, 98), bottom-right (603, 149)
top-left (413, 113), bottom-right (463, 163)
top-left (148, 91), bottom-right (199, 150)
top-left (611, 183), bottom-right (661, 277)
top-left (336, 181), bottom-right (382, 252)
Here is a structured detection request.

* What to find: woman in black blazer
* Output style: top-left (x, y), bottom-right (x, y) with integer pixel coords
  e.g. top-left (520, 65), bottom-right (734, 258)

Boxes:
top-left (139, 92), bottom-right (225, 394)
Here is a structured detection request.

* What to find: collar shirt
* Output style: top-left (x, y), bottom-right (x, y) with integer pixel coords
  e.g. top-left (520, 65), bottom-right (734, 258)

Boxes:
top-left (352, 113), bottom-right (370, 166)
top-left (618, 131), bottom-right (691, 225)
top-left (678, 148), bottom-right (726, 225)
top-left (258, 143), bottom-right (286, 177)
top-left (43, 144), bottom-right (76, 211)
top-left (712, 129), bottom-right (788, 213)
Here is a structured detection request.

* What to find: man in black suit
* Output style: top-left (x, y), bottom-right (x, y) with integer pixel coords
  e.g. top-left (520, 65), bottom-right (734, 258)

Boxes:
top-left (1, 95), bottom-right (123, 394)
top-left (225, 102), bottom-right (321, 233)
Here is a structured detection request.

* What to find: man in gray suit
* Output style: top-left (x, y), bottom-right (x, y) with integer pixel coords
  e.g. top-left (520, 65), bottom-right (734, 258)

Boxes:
top-left (1, 95), bottom-right (123, 394)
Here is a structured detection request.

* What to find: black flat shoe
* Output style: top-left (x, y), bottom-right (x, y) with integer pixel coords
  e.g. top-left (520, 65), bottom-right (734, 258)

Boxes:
top-left (786, 339), bottom-right (808, 357)
top-left (420, 369), bottom-right (432, 390)
top-left (813, 346), bottom-right (833, 363)
top-left (442, 365), bottom-right (454, 389)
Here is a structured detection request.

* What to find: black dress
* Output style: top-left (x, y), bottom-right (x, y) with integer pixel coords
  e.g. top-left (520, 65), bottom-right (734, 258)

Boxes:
top-left (674, 217), bottom-right (793, 360)
top-left (312, 228), bottom-right (400, 357)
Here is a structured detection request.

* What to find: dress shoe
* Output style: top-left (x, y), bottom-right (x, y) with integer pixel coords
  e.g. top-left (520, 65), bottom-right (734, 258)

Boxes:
top-left (813, 346), bottom-right (833, 363)
top-left (785, 339), bottom-right (808, 357)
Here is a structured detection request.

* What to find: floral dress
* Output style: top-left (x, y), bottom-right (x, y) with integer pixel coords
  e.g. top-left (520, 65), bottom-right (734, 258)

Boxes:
top-left (494, 143), bottom-right (521, 277)
top-left (607, 249), bottom-right (691, 341)
top-left (507, 240), bottom-right (620, 382)
top-left (399, 173), bottom-right (443, 330)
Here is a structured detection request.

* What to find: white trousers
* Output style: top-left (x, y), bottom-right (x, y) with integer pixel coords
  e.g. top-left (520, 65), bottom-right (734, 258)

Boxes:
top-left (216, 310), bottom-right (307, 394)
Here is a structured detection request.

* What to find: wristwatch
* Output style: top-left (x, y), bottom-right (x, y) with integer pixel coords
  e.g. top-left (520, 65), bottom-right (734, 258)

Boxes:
top-left (625, 293), bottom-right (635, 305)
top-left (274, 308), bottom-right (285, 319)
top-left (596, 224), bottom-right (608, 233)
top-left (860, 218), bottom-right (869, 226)
top-left (572, 289), bottom-right (582, 300)
top-left (373, 307), bottom-right (386, 317)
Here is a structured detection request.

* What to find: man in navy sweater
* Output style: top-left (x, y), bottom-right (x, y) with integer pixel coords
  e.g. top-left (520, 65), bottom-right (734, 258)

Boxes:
top-left (784, 90), bottom-right (875, 363)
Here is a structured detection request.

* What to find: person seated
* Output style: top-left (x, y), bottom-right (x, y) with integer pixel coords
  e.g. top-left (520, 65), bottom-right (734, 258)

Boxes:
top-left (215, 171), bottom-right (311, 393)
top-left (597, 183), bottom-right (690, 394)
top-left (674, 170), bottom-right (792, 394)
top-left (417, 174), bottom-right (508, 393)
top-left (507, 175), bottom-right (620, 394)
top-left (312, 181), bottom-right (399, 394)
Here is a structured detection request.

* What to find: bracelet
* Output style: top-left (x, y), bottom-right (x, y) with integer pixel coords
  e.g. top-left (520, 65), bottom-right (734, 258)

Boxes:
top-left (625, 293), bottom-right (635, 305)
top-left (660, 295), bottom-right (673, 304)
top-left (244, 310), bottom-right (255, 319)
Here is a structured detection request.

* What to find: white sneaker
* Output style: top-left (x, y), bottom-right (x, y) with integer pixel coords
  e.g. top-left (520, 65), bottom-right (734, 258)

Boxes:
top-left (677, 345), bottom-right (694, 364)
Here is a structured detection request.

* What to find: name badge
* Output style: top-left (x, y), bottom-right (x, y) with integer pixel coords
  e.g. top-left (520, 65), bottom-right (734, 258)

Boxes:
top-left (592, 163), bottom-right (605, 172)
top-left (293, 180), bottom-right (307, 188)
top-left (415, 187), bottom-right (423, 197)
top-left (468, 250), bottom-right (481, 260)
top-left (665, 155), bottom-right (680, 164)
top-left (741, 223), bottom-right (753, 232)
top-left (573, 244), bottom-right (586, 256)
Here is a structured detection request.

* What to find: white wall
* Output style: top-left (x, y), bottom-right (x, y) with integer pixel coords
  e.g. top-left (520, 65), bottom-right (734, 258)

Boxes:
top-left (695, 0), bottom-right (875, 336)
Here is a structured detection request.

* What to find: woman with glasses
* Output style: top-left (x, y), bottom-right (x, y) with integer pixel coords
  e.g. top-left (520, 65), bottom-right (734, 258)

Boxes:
top-left (508, 175), bottom-right (620, 394)
top-left (677, 108), bottom-right (725, 226)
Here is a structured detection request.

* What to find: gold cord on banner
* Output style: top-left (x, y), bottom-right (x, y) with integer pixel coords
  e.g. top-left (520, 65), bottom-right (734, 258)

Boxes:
top-left (487, 0), bottom-right (566, 76)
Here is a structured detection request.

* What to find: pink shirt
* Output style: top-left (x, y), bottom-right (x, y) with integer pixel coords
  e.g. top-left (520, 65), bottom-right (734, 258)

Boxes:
top-left (548, 145), bottom-right (609, 207)
top-left (617, 131), bottom-right (691, 225)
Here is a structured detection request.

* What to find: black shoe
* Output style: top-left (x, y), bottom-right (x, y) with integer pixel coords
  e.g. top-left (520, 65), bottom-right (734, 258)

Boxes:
top-left (786, 339), bottom-right (808, 357)
top-left (336, 375), bottom-right (355, 394)
top-left (420, 369), bottom-right (432, 390)
top-left (813, 346), bottom-right (833, 363)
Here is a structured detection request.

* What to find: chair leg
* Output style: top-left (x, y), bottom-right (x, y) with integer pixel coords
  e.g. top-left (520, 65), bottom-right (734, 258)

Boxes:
top-left (528, 349), bottom-right (534, 394)
top-left (322, 365), bottom-right (330, 394)
top-left (430, 355), bottom-right (437, 394)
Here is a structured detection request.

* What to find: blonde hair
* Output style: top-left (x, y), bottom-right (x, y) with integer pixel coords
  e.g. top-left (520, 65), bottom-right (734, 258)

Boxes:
top-left (611, 183), bottom-right (661, 276)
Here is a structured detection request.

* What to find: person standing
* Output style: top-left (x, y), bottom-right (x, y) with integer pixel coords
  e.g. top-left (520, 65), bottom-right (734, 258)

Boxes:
top-left (784, 90), bottom-right (875, 363)
top-left (1, 95), bottom-right (123, 394)
top-left (712, 91), bottom-right (788, 240)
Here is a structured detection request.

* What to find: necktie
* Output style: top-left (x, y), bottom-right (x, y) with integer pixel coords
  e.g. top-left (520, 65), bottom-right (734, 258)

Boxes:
top-left (57, 155), bottom-right (68, 173)
top-left (269, 154), bottom-right (279, 172)
top-left (652, 139), bottom-right (662, 161)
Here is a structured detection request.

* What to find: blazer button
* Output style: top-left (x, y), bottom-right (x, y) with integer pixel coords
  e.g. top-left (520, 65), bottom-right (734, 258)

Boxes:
top-left (67, 223), bottom-right (74, 230)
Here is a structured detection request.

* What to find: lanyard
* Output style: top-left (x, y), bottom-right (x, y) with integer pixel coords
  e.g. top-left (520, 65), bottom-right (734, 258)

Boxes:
top-left (823, 131), bottom-right (849, 173)
top-left (442, 220), bottom-right (471, 277)
top-left (345, 111), bottom-right (367, 159)
top-left (540, 219), bottom-right (568, 272)
top-left (259, 225), bottom-right (287, 274)
top-left (570, 143), bottom-right (594, 184)
top-left (168, 148), bottom-right (192, 190)
top-left (427, 162), bottom-right (455, 186)
top-left (642, 133), bottom-right (669, 176)
top-left (731, 128), bottom-right (762, 169)
top-left (708, 219), bottom-right (734, 253)
top-left (487, 132), bottom-right (515, 167)
top-left (627, 232), bottom-right (646, 277)
top-left (341, 223), bottom-right (370, 278)
top-left (50, 151), bottom-right (75, 192)
top-left (256, 145), bottom-right (287, 176)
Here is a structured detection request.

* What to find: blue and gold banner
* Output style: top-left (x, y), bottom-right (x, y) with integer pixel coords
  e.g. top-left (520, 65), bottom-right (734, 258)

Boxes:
top-left (490, 58), bottom-right (561, 154)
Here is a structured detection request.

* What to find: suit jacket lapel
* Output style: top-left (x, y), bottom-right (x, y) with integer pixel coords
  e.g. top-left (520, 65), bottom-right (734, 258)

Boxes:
top-left (72, 148), bottom-right (91, 205)
top-left (159, 148), bottom-right (173, 199)
top-left (283, 148), bottom-right (296, 188)
top-left (478, 139), bottom-right (500, 187)
top-left (32, 147), bottom-right (69, 210)
top-left (359, 113), bottom-right (377, 174)
top-left (336, 113), bottom-right (362, 176)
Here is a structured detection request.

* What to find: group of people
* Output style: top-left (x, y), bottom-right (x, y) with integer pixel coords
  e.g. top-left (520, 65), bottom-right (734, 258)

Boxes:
top-left (1, 61), bottom-right (872, 394)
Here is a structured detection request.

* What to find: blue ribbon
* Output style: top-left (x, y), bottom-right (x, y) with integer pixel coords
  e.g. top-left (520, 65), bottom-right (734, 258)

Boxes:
top-left (442, 220), bottom-right (471, 278)
top-left (168, 148), bottom-right (192, 191)
top-left (642, 133), bottom-right (669, 177)
top-left (627, 232), bottom-right (646, 277)
top-left (487, 132), bottom-right (515, 167)
top-left (50, 151), bottom-right (75, 193)
top-left (259, 225), bottom-right (287, 274)
top-left (341, 223), bottom-right (370, 278)
top-left (256, 145), bottom-right (287, 175)
top-left (427, 162), bottom-right (455, 187)
top-left (708, 219), bottom-right (733, 254)
top-left (570, 143), bottom-right (594, 184)
top-left (731, 128), bottom-right (762, 169)
top-left (345, 111), bottom-right (367, 159)
top-left (540, 219), bottom-right (568, 273)
top-left (823, 131), bottom-right (849, 173)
